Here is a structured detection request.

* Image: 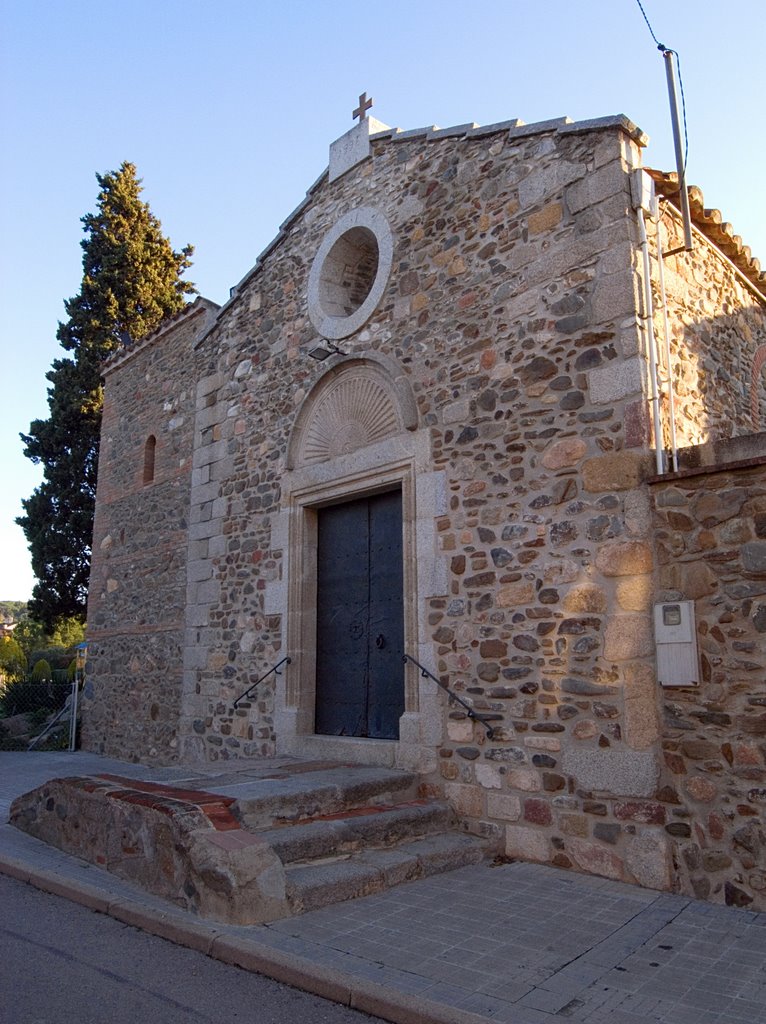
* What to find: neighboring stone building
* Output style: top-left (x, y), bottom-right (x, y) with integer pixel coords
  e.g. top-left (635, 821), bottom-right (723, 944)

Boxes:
top-left (83, 108), bottom-right (766, 908)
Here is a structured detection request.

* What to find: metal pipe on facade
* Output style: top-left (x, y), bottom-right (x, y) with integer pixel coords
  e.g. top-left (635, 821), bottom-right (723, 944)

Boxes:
top-left (656, 206), bottom-right (680, 472)
top-left (663, 49), bottom-right (693, 252)
top-left (637, 205), bottom-right (665, 475)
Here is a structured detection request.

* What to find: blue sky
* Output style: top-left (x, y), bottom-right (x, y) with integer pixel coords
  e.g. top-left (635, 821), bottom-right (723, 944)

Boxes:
top-left (1, 0), bottom-right (764, 601)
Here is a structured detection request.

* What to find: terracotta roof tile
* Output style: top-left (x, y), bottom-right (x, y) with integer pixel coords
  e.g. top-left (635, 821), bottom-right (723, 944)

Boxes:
top-left (646, 168), bottom-right (765, 296)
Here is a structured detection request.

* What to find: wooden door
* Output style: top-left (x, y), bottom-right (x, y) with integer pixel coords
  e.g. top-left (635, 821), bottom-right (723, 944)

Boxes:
top-left (315, 490), bottom-right (404, 739)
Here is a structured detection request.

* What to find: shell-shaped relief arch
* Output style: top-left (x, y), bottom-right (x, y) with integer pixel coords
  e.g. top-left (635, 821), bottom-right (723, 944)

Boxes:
top-left (286, 355), bottom-right (418, 471)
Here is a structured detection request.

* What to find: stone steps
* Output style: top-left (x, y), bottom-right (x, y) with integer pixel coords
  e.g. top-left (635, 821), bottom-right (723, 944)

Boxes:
top-left (257, 800), bottom-right (456, 864)
top-left (10, 760), bottom-right (489, 924)
top-left (233, 765), bottom-right (420, 830)
top-left (285, 832), bottom-right (487, 915)
top-left (230, 766), bottom-right (489, 917)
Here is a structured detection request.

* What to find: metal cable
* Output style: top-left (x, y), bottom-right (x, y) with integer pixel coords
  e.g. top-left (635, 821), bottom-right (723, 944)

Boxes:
top-left (634, 0), bottom-right (666, 50)
top-left (632, 0), bottom-right (689, 173)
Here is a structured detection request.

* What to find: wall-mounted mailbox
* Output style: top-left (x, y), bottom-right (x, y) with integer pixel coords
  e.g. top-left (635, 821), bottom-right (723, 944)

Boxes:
top-left (654, 601), bottom-right (699, 688)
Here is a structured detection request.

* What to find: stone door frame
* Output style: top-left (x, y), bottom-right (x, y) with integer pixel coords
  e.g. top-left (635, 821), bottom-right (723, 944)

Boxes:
top-left (276, 447), bottom-right (420, 766)
top-left (268, 355), bottom-right (447, 772)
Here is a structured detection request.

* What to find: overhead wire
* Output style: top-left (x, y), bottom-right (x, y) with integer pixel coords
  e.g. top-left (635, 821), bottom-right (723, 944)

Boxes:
top-left (634, 0), bottom-right (665, 49)
top-left (632, 0), bottom-right (689, 172)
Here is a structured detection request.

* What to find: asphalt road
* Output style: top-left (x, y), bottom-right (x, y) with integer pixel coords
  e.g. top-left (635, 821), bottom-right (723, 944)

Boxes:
top-left (0, 875), bottom-right (383, 1024)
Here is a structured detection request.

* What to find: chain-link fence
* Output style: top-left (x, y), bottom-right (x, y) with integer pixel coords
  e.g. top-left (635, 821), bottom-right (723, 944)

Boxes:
top-left (0, 673), bottom-right (76, 751)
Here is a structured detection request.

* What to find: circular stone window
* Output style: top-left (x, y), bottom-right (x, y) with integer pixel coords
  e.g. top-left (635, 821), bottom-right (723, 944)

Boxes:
top-left (307, 207), bottom-right (394, 340)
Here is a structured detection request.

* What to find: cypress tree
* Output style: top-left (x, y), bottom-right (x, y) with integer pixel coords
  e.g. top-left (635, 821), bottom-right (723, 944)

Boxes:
top-left (19, 163), bottom-right (194, 629)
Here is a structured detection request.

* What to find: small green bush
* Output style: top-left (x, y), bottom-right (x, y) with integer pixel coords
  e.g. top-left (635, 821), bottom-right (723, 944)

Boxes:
top-left (0, 637), bottom-right (26, 683)
top-left (31, 659), bottom-right (53, 682)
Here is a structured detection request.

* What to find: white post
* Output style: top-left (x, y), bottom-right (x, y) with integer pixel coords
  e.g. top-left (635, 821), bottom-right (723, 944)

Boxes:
top-left (663, 50), bottom-right (693, 252)
top-left (68, 676), bottom-right (79, 751)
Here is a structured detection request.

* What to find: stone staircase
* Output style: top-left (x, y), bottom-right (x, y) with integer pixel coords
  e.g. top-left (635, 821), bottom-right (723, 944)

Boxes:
top-left (233, 766), bottom-right (486, 916)
top-left (10, 761), bottom-right (489, 925)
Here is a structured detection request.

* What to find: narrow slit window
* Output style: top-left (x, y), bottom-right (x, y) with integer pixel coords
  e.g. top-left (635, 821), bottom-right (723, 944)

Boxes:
top-left (143, 435), bottom-right (157, 484)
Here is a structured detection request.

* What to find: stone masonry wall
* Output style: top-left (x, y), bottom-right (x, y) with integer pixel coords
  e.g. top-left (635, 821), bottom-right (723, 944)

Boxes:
top-left (83, 302), bottom-right (215, 763)
top-left (651, 204), bottom-right (766, 449)
top-left (84, 111), bottom-right (766, 906)
top-left (177, 117), bottom-right (682, 894)
top-left (651, 445), bottom-right (766, 910)
top-left (84, 113), bottom-right (766, 904)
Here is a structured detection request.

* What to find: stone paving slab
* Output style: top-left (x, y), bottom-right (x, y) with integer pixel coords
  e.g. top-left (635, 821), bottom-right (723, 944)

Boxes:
top-left (2, 752), bottom-right (766, 1024)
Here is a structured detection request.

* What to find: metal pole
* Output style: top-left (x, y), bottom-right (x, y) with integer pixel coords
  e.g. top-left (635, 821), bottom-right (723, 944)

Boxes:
top-left (663, 50), bottom-right (693, 252)
top-left (656, 211), bottom-right (680, 471)
top-left (637, 206), bottom-right (665, 475)
top-left (68, 675), bottom-right (79, 751)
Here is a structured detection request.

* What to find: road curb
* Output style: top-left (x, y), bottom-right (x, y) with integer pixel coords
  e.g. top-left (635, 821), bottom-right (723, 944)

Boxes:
top-left (107, 897), bottom-right (222, 955)
top-left (28, 865), bottom-right (114, 913)
top-left (0, 853), bottom-right (31, 884)
top-left (0, 854), bottom-right (491, 1024)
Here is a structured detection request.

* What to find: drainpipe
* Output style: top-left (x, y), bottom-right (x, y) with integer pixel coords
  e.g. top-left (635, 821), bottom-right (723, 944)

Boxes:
top-left (656, 203), bottom-right (680, 472)
top-left (632, 170), bottom-right (665, 475)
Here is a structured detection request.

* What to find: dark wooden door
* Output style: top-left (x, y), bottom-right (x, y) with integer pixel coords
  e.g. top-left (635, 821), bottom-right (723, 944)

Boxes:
top-left (315, 490), bottom-right (404, 739)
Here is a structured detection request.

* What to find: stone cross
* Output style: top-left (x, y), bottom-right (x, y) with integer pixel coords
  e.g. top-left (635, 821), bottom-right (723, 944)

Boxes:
top-left (353, 92), bottom-right (373, 123)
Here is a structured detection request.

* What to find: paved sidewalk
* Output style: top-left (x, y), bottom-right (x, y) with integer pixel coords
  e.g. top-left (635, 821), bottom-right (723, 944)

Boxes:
top-left (2, 752), bottom-right (765, 1024)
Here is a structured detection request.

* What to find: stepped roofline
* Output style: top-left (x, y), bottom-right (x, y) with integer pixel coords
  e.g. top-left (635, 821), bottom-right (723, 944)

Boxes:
top-left (197, 112), bottom-right (648, 347)
top-left (196, 111), bottom-right (764, 344)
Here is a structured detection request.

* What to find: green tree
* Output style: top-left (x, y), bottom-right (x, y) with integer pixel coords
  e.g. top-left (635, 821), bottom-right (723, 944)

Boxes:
top-left (18, 163), bottom-right (194, 629)
top-left (12, 614), bottom-right (84, 661)
top-left (0, 637), bottom-right (27, 684)
top-left (49, 617), bottom-right (86, 649)
top-left (12, 618), bottom-right (46, 660)
top-left (0, 601), bottom-right (28, 622)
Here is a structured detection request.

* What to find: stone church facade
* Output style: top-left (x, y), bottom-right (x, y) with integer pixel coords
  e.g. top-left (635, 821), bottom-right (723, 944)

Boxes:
top-left (83, 109), bottom-right (766, 908)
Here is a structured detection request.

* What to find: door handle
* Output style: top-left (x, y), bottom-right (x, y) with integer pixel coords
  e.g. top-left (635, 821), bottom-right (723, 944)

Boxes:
top-left (375, 634), bottom-right (386, 649)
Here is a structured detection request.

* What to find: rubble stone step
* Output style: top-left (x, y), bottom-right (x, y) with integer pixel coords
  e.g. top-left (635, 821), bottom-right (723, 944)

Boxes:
top-left (257, 800), bottom-right (456, 864)
top-left (285, 832), bottom-right (487, 915)
top-left (233, 765), bottom-right (420, 830)
top-left (9, 761), bottom-right (493, 924)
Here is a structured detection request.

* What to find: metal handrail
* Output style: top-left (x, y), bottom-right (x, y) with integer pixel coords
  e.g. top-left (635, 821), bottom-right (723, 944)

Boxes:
top-left (402, 653), bottom-right (500, 739)
top-left (233, 656), bottom-right (291, 709)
